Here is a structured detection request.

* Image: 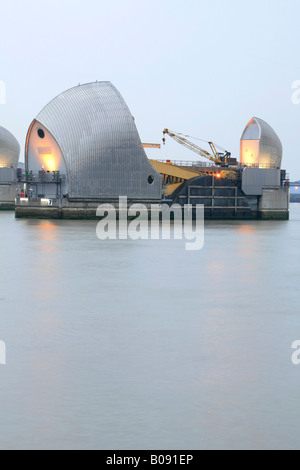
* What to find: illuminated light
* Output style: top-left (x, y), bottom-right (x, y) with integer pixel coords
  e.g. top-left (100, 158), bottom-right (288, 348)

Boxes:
top-left (216, 173), bottom-right (221, 178)
top-left (296, 187), bottom-right (299, 191)
top-left (240, 139), bottom-right (259, 167)
top-left (43, 155), bottom-right (57, 172)
top-left (41, 198), bottom-right (53, 206)
top-left (20, 198), bottom-right (29, 202)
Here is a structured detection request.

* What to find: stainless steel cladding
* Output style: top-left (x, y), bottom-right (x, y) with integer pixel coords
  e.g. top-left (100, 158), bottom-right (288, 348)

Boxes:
top-left (241, 168), bottom-right (281, 196)
top-left (0, 126), bottom-right (20, 168)
top-left (25, 82), bottom-right (162, 201)
top-left (240, 117), bottom-right (282, 169)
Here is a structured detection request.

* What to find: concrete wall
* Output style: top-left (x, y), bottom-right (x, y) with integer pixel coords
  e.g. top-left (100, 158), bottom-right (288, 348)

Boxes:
top-left (0, 184), bottom-right (17, 208)
top-left (0, 168), bottom-right (17, 208)
top-left (259, 187), bottom-right (289, 210)
top-left (0, 167), bottom-right (15, 183)
top-left (257, 187), bottom-right (289, 219)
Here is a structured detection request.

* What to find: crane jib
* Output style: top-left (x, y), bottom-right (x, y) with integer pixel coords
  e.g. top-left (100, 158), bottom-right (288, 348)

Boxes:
top-left (162, 129), bottom-right (224, 165)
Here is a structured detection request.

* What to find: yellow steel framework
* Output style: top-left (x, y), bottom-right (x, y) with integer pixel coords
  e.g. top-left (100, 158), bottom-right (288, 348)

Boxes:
top-left (149, 159), bottom-right (237, 196)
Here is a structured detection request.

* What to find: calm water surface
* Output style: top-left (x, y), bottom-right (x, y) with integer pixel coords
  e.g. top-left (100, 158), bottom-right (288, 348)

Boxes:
top-left (0, 205), bottom-right (300, 450)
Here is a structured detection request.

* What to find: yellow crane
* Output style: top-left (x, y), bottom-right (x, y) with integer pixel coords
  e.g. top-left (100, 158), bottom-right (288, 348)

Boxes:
top-left (162, 129), bottom-right (233, 167)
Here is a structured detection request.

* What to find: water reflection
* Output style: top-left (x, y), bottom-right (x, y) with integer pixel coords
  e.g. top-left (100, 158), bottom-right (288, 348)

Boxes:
top-left (35, 221), bottom-right (60, 252)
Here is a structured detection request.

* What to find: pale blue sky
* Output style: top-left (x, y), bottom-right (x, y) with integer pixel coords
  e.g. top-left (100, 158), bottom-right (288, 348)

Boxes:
top-left (1, 0), bottom-right (300, 177)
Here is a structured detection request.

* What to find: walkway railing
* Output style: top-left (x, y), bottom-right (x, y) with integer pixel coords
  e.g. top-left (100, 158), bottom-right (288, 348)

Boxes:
top-left (17, 170), bottom-right (66, 183)
top-left (155, 160), bottom-right (281, 170)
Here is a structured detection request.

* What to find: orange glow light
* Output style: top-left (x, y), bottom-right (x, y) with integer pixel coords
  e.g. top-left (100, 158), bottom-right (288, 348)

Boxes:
top-left (216, 173), bottom-right (221, 178)
top-left (240, 140), bottom-right (259, 167)
top-left (44, 155), bottom-right (56, 172)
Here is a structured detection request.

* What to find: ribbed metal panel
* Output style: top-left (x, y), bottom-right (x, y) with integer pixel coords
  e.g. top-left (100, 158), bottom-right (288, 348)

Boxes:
top-left (255, 117), bottom-right (282, 169)
top-left (31, 82), bottom-right (162, 200)
top-left (0, 126), bottom-right (20, 168)
top-left (241, 117), bottom-right (282, 169)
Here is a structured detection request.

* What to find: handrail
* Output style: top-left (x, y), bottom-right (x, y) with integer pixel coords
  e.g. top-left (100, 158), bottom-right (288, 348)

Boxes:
top-left (156, 160), bottom-right (215, 168)
top-left (17, 170), bottom-right (66, 183)
top-left (155, 160), bottom-right (281, 170)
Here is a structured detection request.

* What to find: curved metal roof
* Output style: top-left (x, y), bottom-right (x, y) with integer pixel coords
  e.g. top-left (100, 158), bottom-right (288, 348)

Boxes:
top-left (241, 117), bottom-right (282, 168)
top-left (0, 126), bottom-right (20, 167)
top-left (27, 81), bottom-right (161, 200)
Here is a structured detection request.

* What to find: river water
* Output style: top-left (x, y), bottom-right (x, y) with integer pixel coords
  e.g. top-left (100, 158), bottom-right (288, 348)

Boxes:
top-left (0, 205), bottom-right (300, 450)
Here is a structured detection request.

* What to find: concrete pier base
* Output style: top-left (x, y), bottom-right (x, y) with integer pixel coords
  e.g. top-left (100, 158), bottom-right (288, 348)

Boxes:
top-left (258, 210), bottom-right (289, 220)
top-left (0, 202), bottom-right (15, 211)
top-left (15, 192), bottom-right (290, 221)
top-left (258, 187), bottom-right (289, 220)
top-left (15, 197), bottom-right (158, 220)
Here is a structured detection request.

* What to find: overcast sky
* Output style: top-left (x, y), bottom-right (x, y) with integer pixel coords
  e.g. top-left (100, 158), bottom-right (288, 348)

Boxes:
top-left (1, 0), bottom-right (300, 178)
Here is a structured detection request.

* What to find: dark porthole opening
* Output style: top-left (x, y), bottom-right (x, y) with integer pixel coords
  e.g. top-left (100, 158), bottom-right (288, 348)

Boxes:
top-left (37, 128), bottom-right (45, 139)
top-left (148, 175), bottom-right (154, 185)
